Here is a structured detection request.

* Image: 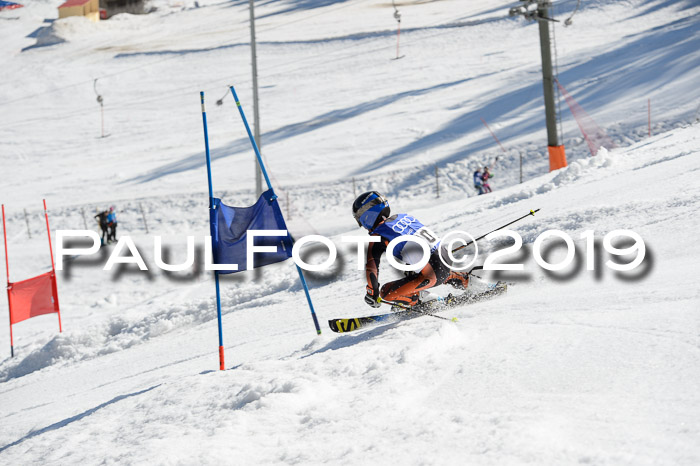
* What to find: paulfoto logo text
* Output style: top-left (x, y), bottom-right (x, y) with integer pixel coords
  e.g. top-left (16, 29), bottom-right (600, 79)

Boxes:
top-left (55, 229), bottom-right (647, 274)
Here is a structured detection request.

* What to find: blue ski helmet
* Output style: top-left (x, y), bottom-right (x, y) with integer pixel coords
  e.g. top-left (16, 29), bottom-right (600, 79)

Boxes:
top-left (352, 191), bottom-right (390, 230)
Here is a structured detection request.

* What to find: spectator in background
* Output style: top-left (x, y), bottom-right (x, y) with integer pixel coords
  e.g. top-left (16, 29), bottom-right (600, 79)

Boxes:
top-left (107, 206), bottom-right (118, 243)
top-left (94, 209), bottom-right (109, 245)
top-left (482, 166), bottom-right (493, 194)
top-left (473, 168), bottom-right (484, 195)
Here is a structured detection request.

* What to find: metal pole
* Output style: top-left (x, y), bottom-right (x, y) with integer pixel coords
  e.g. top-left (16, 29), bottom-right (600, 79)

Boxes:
top-left (393, 0), bottom-right (402, 60)
top-left (23, 208), bottom-right (31, 238)
top-left (352, 177), bottom-right (357, 198)
top-left (2, 205), bottom-right (13, 357)
top-left (201, 92), bottom-right (226, 371)
top-left (395, 18), bottom-right (401, 59)
top-left (537, 2), bottom-right (566, 170)
top-left (80, 208), bottom-right (88, 230)
top-left (249, 0), bottom-right (263, 198)
top-left (508, 1), bottom-right (566, 170)
top-left (538, 3), bottom-right (559, 149)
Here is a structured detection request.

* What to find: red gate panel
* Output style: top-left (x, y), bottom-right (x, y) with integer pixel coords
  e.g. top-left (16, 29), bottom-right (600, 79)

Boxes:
top-left (8, 271), bottom-right (59, 325)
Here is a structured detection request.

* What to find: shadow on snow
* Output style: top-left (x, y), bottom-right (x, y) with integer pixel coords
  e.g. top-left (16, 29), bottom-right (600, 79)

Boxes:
top-left (0, 384), bottom-right (161, 454)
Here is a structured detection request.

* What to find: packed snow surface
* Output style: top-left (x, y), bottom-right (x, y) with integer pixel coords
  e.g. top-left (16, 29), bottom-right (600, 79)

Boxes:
top-left (1, 0), bottom-right (699, 464)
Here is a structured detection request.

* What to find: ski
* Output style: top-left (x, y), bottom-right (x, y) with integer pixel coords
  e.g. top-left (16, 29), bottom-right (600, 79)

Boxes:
top-left (328, 312), bottom-right (409, 333)
top-left (328, 283), bottom-right (507, 333)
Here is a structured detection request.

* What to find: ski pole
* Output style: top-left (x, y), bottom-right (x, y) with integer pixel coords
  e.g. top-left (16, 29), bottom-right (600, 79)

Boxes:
top-left (466, 265), bottom-right (484, 279)
top-left (378, 297), bottom-right (455, 322)
top-left (452, 209), bottom-right (539, 253)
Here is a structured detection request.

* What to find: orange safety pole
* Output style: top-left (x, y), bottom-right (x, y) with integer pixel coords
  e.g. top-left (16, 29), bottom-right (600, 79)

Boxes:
top-left (548, 145), bottom-right (567, 170)
top-left (43, 200), bottom-right (61, 332)
top-left (2, 205), bottom-right (13, 357)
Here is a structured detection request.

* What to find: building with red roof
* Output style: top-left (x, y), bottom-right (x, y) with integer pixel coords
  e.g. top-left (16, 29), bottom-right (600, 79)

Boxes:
top-left (58, 0), bottom-right (99, 22)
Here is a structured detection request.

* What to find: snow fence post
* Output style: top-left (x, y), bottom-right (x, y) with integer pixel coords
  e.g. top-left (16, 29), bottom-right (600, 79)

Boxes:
top-left (201, 92), bottom-right (226, 371)
top-left (24, 208), bottom-right (31, 238)
top-left (229, 85), bottom-right (322, 335)
top-left (435, 165), bottom-right (439, 198)
top-left (139, 202), bottom-right (149, 234)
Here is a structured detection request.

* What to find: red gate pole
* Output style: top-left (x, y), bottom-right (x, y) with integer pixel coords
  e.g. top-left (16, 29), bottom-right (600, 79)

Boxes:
top-left (43, 200), bottom-right (61, 332)
top-left (2, 205), bottom-right (13, 357)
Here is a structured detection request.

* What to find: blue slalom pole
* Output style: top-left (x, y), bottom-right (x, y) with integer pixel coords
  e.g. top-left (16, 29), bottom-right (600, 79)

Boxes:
top-left (229, 86), bottom-right (273, 192)
top-left (201, 91), bottom-right (226, 370)
top-left (229, 85), bottom-right (322, 335)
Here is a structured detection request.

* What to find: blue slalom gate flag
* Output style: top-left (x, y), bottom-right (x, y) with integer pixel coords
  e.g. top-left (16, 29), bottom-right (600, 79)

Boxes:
top-left (200, 89), bottom-right (321, 372)
top-left (210, 189), bottom-right (292, 273)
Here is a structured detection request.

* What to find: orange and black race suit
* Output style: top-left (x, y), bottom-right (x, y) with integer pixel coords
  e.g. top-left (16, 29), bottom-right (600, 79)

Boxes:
top-left (365, 235), bottom-right (468, 306)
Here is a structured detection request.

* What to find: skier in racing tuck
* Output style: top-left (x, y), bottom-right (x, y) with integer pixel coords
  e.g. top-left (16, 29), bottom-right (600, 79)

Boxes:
top-left (352, 191), bottom-right (471, 309)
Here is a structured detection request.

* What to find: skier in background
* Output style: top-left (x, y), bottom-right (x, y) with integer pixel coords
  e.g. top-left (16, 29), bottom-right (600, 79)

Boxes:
top-left (94, 209), bottom-right (109, 245)
top-left (352, 191), bottom-right (471, 309)
top-left (473, 168), bottom-right (484, 195)
top-left (482, 166), bottom-right (493, 194)
top-left (106, 206), bottom-right (118, 243)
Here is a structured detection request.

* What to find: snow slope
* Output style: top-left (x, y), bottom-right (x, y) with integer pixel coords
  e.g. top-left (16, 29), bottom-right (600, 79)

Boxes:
top-left (1, 121), bottom-right (698, 465)
top-left (1, 0), bottom-right (698, 207)
top-left (1, 0), bottom-right (699, 464)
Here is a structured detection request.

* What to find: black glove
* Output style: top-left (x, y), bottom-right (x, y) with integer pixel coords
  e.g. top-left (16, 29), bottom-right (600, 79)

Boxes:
top-left (364, 285), bottom-right (381, 308)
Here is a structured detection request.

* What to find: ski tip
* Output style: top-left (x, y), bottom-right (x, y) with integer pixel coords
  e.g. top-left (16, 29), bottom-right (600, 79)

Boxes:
top-left (328, 320), bottom-right (339, 333)
top-left (451, 317), bottom-right (458, 322)
top-left (328, 318), bottom-right (361, 333)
